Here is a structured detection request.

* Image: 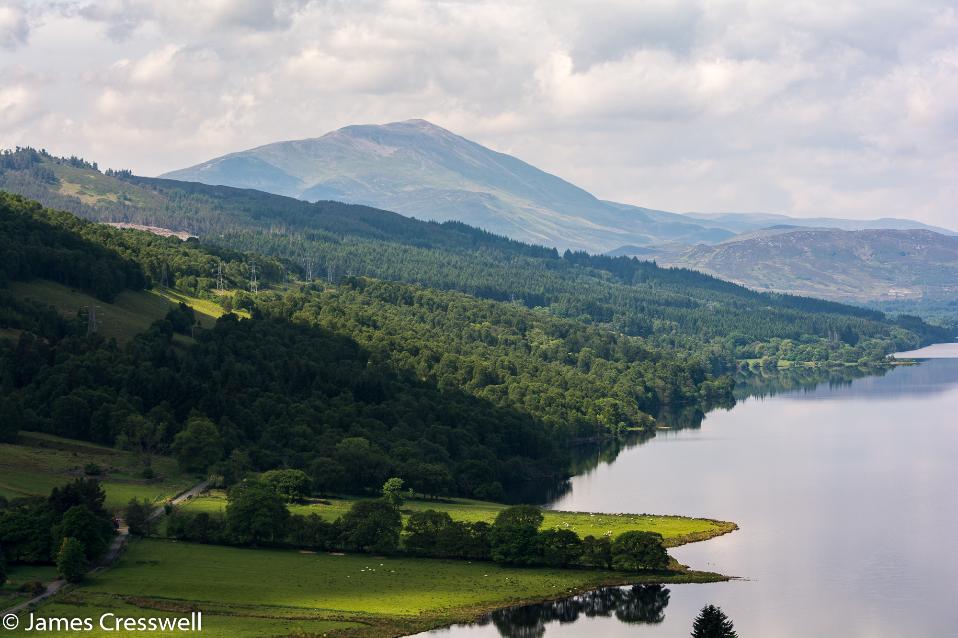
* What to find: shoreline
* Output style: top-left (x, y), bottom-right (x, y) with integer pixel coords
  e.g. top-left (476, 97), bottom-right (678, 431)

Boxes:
top-left (15, 517), bottom-right (739, 638)
top-left (387, 517), bottom-right (740, 637)
top-left (394, 568), bottom-right (732, 638)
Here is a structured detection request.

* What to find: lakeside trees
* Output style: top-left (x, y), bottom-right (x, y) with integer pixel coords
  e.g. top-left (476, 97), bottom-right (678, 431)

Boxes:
top-left (2, 193), bottom-right (946, 507)
top-left (167, 497), bottom-right (670, 574)
top-left (611, 531), bottom-right (670, 571)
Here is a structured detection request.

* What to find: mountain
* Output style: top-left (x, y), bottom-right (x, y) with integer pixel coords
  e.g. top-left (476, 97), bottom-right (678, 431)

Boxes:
top-left (682, 212), bottom-right (957, 236)
top-left (625, 228), bottom-right (958, 304)
top-left (160, 119), bottom-right (733, 251)
top-left (3, 147), bottom-right (948, 359)
top-left (161, 119), bottom-right (955, 253)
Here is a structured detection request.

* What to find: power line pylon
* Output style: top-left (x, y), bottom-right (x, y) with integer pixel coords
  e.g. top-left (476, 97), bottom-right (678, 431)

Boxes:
top-left (86, 305), bottom-right (99, 336)
top-left (214, 260), bottom-right (225, 292)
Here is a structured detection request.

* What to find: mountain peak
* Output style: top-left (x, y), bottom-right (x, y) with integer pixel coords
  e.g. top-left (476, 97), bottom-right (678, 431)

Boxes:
top-left (397, 118), bottom-right (446, 130)
top-left (159, 120), bottom-right (952, 252)
top-left (330, 118), bottom-right (453, 138)
top-left (153, 124), bottom-right (734, 251)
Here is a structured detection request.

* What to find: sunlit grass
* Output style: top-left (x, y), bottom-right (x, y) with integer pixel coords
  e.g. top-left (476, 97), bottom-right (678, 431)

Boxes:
top-left (183, 491), bottom-right (735, 547)
top-left (14, 539), bottom-right (723, 637)
top-left (0, 432), bottom-right (194, 511)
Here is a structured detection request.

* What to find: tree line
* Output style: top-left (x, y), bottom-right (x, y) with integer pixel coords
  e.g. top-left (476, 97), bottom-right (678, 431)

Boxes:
top-left (1, 194), bottom-right (738, 498)
top-left (1, 150), bottom-right (947, 367)
top-left (160, 477), bottom-right (671, 573)
top-left (0, 478), bottom-right (117, 584)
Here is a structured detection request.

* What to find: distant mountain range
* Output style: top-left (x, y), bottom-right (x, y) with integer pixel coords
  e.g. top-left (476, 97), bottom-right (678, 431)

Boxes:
top-left (161, 119), bottom-right (737, 251)
top-left (4, 121), bottom-right (956, 316)
top-left (611, 227), bottom-right (958, 305)
top-left (162, 119), bottom-right (955, 252)
top-left (681, 212), bottom-right (956, 236)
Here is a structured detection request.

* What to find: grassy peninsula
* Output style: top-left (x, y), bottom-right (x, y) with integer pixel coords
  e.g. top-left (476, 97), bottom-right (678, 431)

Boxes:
top-left (14, 538), bottom-right (729, 638)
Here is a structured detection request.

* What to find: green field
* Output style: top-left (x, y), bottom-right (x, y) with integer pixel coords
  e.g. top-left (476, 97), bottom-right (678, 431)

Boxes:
top-left (182, 491), bottom-right (736, 547)
top-left (9, 279), bottom-right (223, 343)
top-left (1, 565), bottom-right (58, 611)
top-left (151, 287), bottom-right (250, 322)
top-left (0, 432), bottom-right (194, 510)
top-left (13, 539), bottom-right (724, 637)
top-left (6, 280), bottom-right (232, 344)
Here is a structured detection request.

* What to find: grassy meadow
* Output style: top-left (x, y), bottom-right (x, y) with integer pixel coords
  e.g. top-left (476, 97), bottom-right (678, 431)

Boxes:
top-left (181, 491), bottom-right (736, 547)
top-left (13, 539), bottom-right (725, 637)
top-left (0, 432), bottom-right (194, 510)
top-left (1, 565), bottom-right (58, 611)
top-left (5, 280), bottom-right (227, 344)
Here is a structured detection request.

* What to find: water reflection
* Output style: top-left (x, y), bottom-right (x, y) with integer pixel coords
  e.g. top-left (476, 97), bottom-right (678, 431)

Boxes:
top-left (734, 365), bottom-right (882, 400)
top-left (470, 586), bottom-right (671, 638)
top-left (562, 362), bottom-right (947, 483)
top-left (420, 347), bottom-right (958, 637)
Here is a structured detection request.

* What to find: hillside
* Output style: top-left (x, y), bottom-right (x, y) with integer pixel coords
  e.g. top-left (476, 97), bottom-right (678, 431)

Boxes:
top-left (159, 119), bottom-right (733, 251)
top-left (0, 191), bottom-right (741, 500)
top-left (683, 212), bottom-right (956, 236)
top-left (631, 228), bottom-right (958, 304)
top-left (159, 119), bottom-right (954, 252)
top-left (4, 190), bottom-right (947, 506)
top-left (1, 150), bottom-right (949, 363)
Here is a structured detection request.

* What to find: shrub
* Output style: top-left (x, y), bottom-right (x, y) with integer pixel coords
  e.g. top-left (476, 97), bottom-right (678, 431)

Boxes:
top-left (83, 463), bottom-right (102, 476)
top-left (18, 581), bottom-right (46, 596)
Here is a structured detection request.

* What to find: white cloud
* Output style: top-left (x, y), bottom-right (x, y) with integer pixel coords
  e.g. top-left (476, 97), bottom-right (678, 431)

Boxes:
top-left (0, 1), bottom-right (28, 48)
top-left (0, 0), bottom-right (956, 227)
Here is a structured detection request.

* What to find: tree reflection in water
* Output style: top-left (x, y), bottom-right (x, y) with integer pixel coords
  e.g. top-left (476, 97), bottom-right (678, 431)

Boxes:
top-left (483, 585), bottom-right (670, 638)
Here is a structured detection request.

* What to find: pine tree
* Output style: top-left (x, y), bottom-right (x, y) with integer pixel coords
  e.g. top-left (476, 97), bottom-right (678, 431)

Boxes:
top-left (56, 537), bottom-right (88, 583)
top-left (691, 604), bottom-right (738, 638)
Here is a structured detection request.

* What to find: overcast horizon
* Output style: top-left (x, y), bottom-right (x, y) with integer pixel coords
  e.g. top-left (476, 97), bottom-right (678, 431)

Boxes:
top-left (1, 0), bottom-right (956, 226)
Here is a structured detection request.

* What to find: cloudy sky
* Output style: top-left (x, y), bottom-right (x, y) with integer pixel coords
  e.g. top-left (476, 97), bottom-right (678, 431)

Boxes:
top-left (2, 0), bottom-right (956, 225)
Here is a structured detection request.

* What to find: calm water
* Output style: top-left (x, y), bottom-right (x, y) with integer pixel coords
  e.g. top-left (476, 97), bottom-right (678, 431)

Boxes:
top-left (418, 347), bottom-right (958, 637)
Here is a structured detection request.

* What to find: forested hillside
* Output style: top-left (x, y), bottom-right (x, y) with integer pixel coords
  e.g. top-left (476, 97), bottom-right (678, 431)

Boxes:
top-left (0, 193), bottom-right (737, 499)
top-left (1, 148), bottom-right (946, 368)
